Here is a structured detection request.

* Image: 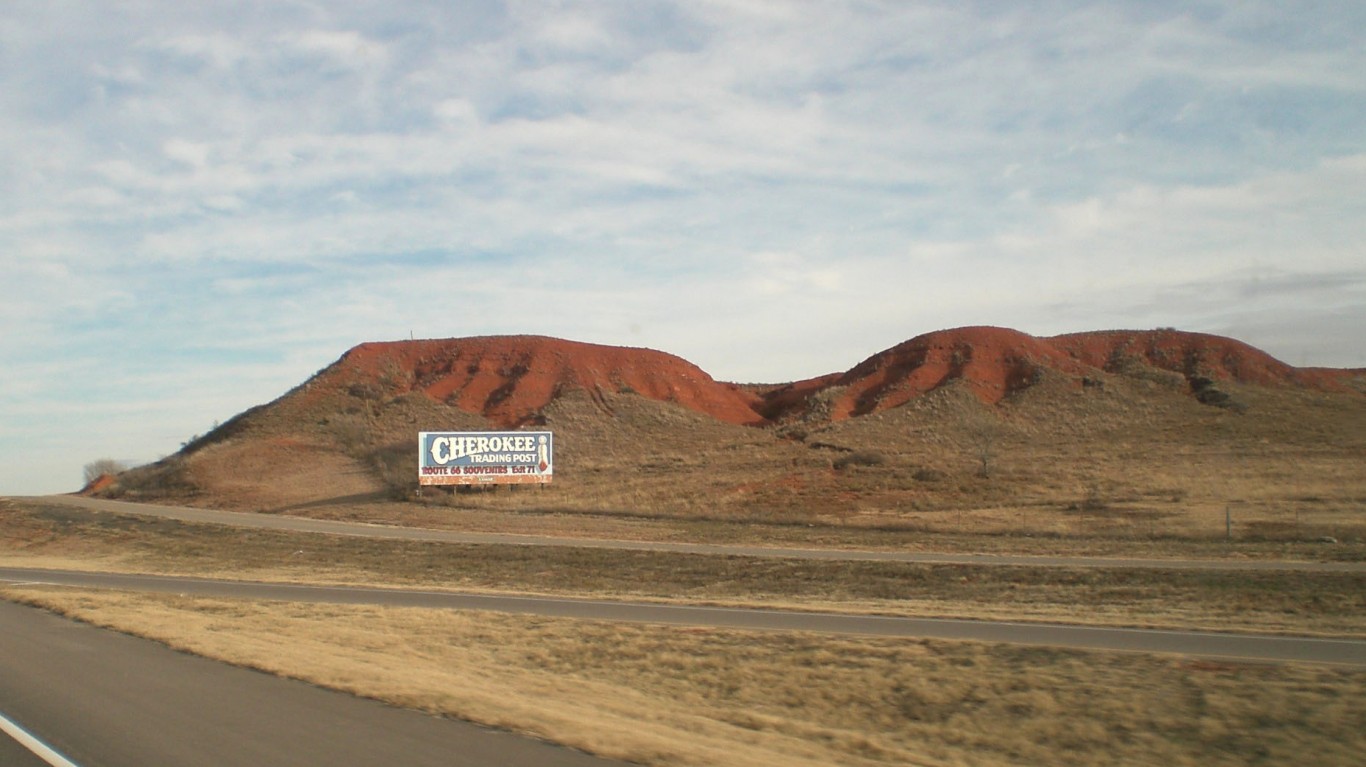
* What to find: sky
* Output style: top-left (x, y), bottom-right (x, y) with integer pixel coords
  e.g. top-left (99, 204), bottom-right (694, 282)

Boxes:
top-left (3, 1), bottom-right (1364, 495)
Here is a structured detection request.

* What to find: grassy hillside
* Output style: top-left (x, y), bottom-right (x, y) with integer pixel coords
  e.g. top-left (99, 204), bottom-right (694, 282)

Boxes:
top-left (102, 330), bottom-right (1366, 545)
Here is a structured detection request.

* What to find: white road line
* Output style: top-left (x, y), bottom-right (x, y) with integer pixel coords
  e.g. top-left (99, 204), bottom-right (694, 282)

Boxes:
top-left (0, 710), bottom-right (82, 767)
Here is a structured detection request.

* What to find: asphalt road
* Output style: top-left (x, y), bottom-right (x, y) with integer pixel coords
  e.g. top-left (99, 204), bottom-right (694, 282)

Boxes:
top-left (4, 566), bottom-right (1364, 667)
top-left (0, 599), bottom-right (622, 767)
top-left (0, 718), bottom-right (54, 767)
top-left (29, 495), bottom-right (1365, 572)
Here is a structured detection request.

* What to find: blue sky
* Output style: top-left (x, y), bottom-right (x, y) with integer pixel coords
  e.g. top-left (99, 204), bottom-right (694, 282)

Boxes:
top-left (3, 1), bottom-right (1364, 494)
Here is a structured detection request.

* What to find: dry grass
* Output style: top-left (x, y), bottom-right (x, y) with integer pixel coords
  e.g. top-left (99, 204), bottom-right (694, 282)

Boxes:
top-left (778, 380), bottom-right (1366, 539)
top-left (111, 378), bottom-right (1366, 552)
top-left (108, 377), bottom-right (1366, 542)
top-left (5, 588), bottom-right (1364, 767)
top-left (4, 500), bottom-right (1364, 635)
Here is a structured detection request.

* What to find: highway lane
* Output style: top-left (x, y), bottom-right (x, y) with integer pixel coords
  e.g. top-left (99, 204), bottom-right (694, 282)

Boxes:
top-left (0, 716), bottom-right (59, 767)
top-left (4, 566), bottom-right (1364, 667)
top-left (26, 495), bottom-right (1365, 572)
top-left (0, 599), bottom-right (622, 767)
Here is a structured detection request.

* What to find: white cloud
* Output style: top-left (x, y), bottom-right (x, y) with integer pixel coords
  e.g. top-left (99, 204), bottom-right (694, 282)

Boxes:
top-left (1, 0), bottom-right (1364, 493)
top-left (285, 30), bottom-right (387, 64)
top-left (747, 251), bottom-right (844, 296)
top-left (163, 138), bottom-right (210, 168)
top-left (154, 33), bottom-right (251, 70)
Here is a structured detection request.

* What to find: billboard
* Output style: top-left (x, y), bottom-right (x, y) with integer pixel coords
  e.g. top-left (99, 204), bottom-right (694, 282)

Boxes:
top-left (418, 431), bottom-right (553, 486)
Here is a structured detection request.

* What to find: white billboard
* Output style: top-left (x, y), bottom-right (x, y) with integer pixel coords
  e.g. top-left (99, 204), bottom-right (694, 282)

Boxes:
top-left (418, 431), bottom-right (553, 486)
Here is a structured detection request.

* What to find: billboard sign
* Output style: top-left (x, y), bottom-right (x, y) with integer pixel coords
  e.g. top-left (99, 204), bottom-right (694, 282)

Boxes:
top-left (418, 431), bottom-right (553, 486)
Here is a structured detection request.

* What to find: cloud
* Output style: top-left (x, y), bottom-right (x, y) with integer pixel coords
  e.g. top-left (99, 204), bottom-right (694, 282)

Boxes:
top-left (163, 138), bottom-right (211, 168)
top-left (746, 251), bottom-right (844, 296)
top-left (1, 0), bottom-right (1363, 493)
top-left (284, 29), bottom-right (387, 64)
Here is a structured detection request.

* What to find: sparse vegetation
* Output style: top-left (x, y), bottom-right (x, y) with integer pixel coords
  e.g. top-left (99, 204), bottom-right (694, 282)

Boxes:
top-left (832, 450), bottom-right (886, 470)
top-left (109, 456), bottom-right (198, 499)
top-left (75, 331), bottom-right (1366, 550)
top-left (82, 458), bottom-right (125, 484)
top-left (6, 498), bottom-right (1366, 767)
top-left (3, 500), bottom-right (1363, 634)
top-left (327, 413), bottom-right (371, 456)
top-left (6, 590), bottom-right (1364, 767)
top-left (1190, 375), bottom-right (1247, 412)
top-left (959, 410), bottom-right (1003, 478)
top-left (369, 442), bottom-right (417, 500)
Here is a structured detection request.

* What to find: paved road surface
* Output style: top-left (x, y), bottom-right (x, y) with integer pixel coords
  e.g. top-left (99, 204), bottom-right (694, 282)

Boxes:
top-left (27, 495), bottom-right (1364, 572)
top-left (0, 718), bottom-right (54, 767)
top-left (0, 600), bottom-right (621, 767)
top-left (4, 567), bottom-right (1364, 667)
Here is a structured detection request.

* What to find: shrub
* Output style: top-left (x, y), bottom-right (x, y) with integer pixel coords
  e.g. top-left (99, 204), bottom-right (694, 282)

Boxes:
top-left (1188, 375), bottom-right (1248, 411)
top-left (833, 450), bottom-right (887, 470)
top-left (83, 458), bottom-right (125, 484)
top-left (329, 414), bottom-right (372, 457)
top-left (370, 443), bottom-right (417, 500)
top-left (912, 467), bottom-right (947, 483)
top-left (114, 458), bottom-right (197, 498)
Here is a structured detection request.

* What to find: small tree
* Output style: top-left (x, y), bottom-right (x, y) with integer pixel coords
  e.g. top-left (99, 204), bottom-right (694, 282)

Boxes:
top-left (83, 458), bottom-right (125, 484)
top-left (959, 412), bottom-right (1002, 478)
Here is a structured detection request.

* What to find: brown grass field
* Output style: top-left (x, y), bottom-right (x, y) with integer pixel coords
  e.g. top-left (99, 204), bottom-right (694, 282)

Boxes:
top-left (4, 499), bottom-right (1364, 635)
top-left (3, 495), bottom-right (1365, 766)
top-left (3, 588), bottom-right (1363, 767)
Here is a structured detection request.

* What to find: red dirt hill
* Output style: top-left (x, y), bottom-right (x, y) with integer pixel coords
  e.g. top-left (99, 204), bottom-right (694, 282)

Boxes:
top-left (266, 329), bottom-right (1359, 433)
top-left (103, 326), bottom-right (1363, 508)
top-left (1048, 329), bottom-right (1356, 392)
top-left (762, 326), bottom-right (1360, 423)
top-left (313, 335), bottom-right (768, 427)
top-left (768, 327), bottom-right (1096, 421)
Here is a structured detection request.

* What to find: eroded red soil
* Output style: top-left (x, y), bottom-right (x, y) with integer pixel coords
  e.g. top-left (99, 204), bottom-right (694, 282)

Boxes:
top-left (331, 336), bottom-right (768, 427)
top-left (297, 328), bottom-right (1358, 428)
top-left (1049, 329), bottom-right (1356, 392)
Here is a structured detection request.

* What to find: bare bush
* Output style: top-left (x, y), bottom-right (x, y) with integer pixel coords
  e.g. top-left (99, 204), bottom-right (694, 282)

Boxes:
top-left (329, 414), bottom-right (372, 457)
top-left (370, 443), bottom-right (417, 500)
top-left (959, 413), bottom-right (1002, 478)
top-left (833, 450), bottom-right (887, 470)
top-left (83, 458), bottom-right (125, 484)
top-left (912, 467), bottom-right (946, 483)
top-left (114, 459), bottom-right (197, 498)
